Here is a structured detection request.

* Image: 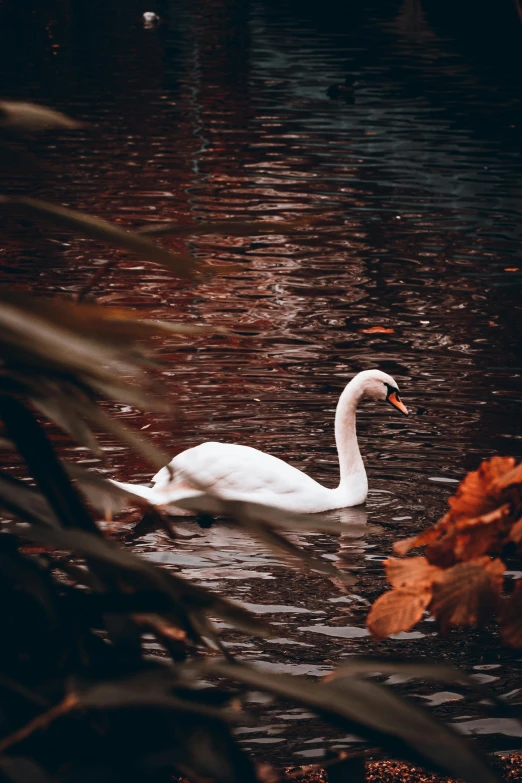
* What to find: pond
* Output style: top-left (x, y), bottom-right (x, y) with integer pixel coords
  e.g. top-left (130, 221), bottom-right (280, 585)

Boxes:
top-left (2, 0), bottom-right (522, 765)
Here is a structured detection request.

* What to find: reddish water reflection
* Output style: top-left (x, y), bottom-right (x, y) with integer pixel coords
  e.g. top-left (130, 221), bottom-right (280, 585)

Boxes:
top-left (2, 0), bottom-right (522, 762)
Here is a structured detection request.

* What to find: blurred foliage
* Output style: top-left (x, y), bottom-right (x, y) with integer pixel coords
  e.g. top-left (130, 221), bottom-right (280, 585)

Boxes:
top-left (0, 101), bottom-right (505, 783)
top-left (367, 457), bottom-right (522, 649)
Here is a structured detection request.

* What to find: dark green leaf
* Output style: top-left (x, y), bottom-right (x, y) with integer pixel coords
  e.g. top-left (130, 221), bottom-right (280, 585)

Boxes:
top-left (6, 523), bottom-right (268, 640)
top-left (0, 197), bottom-right (195, 277)
top-left (0, 473), bottom-right (60, 528)
top-left (65, 464), bottom-right (144, 517)
top-left (32, 396), bottom-right (103, 457)
top-left (0, 757), bottom-right (54, 783)
top-left (82, 403), bottom-right (170, 471)
top-left (0, 297), bottom-right (144, 392)
top-left (326, 658), bottom-right (506, 707)
top-left (209, 661), bottom-right (499, 783)
top-left (137, 218), bottom-right (306, 238)
top-left (0, 396), bottom-right (98, 533)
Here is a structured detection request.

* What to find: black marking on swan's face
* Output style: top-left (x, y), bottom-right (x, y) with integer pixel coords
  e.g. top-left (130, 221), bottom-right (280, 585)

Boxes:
top-left (384, 383), bottom-right (408, 416)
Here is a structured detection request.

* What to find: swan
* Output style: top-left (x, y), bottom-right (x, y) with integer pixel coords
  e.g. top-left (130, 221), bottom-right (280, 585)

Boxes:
top-left (112, 369), bottom-right (408, 516)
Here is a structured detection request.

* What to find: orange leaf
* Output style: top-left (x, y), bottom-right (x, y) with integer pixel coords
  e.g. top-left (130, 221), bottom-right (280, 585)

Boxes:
top-left (454, 504), bottom-right (511, 530)
top-left (504, 268), bottom-right (519, 272)
top-left (430, 558), bottom-right (505, 632)
top-left (358, 326), bottom-right (395, 334)
top-left (509, 518), bottom-right (522, 545)
top-left (385, 556), bottom-right (443, 590)
top-left (448, 457), bottom-right (515, 520)
top-left (425, 529), bottom-right (459, 567)
top-left (492, 463), bottom-right (522, 491)
top-left (453, 505), bottom-right (513, 559)
top-left (393, 526), bottom-right (441, 556)
top-left (500, 580), bottom-right (522, 647)
top-left (366, 588), bottom-right (431, 640)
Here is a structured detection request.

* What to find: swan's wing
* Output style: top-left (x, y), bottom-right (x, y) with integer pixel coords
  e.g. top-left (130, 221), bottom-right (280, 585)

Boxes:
top-left (164, 442), bottom-right (322, 500)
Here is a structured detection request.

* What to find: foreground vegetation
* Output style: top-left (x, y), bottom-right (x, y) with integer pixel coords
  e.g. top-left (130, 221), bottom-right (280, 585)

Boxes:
top-left (367, 456), bottom-right (522, 646)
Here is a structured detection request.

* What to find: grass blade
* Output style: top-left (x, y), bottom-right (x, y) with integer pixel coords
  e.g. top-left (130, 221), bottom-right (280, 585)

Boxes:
top-left (0, 197), bottom-right (195, 277)
top-left (209, 661), bottom-right (499, 783)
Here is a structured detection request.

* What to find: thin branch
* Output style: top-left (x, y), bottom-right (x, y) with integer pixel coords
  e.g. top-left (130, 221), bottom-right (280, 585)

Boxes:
top-left (0, 693), bottom-right (78, 753)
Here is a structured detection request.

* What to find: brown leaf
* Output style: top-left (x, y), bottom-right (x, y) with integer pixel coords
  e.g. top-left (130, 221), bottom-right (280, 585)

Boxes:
top-left (0, 101), bottom-right (81, 133)
top-left (358, 326), bottom-right (395, 334)
top-left (509, 518), bottom-right (522, 545)
top-left (425, 529), bottom-right (459, 567)
top-left (430, 558), bottom-right (505, 632)
top-left (0, 197), bottom-right (195, 277)
top-left (500, 580), bottom-right (522, 648)
top-left (492, 463), bottom-right (522, 491)
top-left (366, 588), bottom-right (432, 640)
top-left (448, 457), bottom-right (516, 520)
top-left (385, 556), bottom-right (443, 590)
top-left (453, 505), bottom-right (512, 559)
top-left (454, 504), bottom-right (510, 531)
top-left (393, 526), bottom-right (442, 556)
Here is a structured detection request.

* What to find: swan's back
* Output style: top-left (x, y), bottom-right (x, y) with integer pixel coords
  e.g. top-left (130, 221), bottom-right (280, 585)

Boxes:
top-left (153, 441), bottom-right (332, 512)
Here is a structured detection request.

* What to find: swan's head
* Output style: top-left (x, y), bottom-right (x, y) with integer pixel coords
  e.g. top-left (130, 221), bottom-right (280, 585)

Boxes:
top-left (354, 369), bottom-right (408, 415)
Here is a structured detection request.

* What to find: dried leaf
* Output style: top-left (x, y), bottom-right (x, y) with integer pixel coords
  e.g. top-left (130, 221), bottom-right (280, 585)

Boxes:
top-left (454, 504), bottom-right (511, 531)
top-left (0, 197), bottom-right (195, 277)
top-left (137, 217), bottom-right (307, 237)
top-left (366, 588), bottom-right (431, 640)
top-left (453, 505), bottom-right (512, 560)
top-left (1, 292), bottom-right (224, 344)
top-left (492, 462), bottom-right (522, 491)
top-left (385, 556), bottom-right (443, 589)
top-left (393, 526), bottom-right (442, 556)
top-left (430, 558), bottom-right (505, 632)
top-left (358, 326), bottom-right (394, 334)
top-left (509, 518), bottom-right (522, 545)
top-left (0, 101), bottom-right (81, 133)
top-left (448, 457), bottom-right (516, 520)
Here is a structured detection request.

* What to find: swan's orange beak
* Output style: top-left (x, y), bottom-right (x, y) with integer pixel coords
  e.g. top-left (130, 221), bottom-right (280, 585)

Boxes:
top-left (387, 391), bottom-right (408, 416)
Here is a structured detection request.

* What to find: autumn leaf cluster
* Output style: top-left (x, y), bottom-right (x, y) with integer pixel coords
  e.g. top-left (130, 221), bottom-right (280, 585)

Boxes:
top-left (367, 456), bottom-right (522, 646)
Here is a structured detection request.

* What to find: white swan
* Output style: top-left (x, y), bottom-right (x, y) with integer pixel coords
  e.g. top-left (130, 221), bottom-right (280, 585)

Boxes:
top-left (112, 369), bottom-right (407, 516)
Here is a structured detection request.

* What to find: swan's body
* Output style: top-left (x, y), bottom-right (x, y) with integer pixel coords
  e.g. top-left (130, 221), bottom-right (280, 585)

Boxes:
top-left (113, 369), bottom-right (407, 516)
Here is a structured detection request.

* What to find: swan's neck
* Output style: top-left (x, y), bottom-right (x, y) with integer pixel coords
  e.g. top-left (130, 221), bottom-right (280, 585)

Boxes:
top-left (335, 378), bottom-right (366, 487)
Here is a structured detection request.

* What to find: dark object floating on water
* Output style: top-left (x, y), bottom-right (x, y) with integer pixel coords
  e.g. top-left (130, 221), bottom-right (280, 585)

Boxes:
top-left (142, 11), bottom-right (160, 27)
top-left (196, 513), bottom-right (215, 529)
top-left (326, 83), bottom-right (355, 102)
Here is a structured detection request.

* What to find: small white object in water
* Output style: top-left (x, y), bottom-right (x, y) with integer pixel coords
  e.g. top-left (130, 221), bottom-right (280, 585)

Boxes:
top-left (142, 11), bottom-right (160, 26)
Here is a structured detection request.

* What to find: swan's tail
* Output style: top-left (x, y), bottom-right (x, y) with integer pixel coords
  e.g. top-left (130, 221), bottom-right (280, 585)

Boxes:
top-left (110, 479), bottom-right (159, 503)
top-left (109, 479), bottom-right (204, 517)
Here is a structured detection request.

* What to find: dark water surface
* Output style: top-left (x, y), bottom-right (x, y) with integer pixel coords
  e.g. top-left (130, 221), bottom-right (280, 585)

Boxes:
top-left (3, 0), bottom-right (522, 763)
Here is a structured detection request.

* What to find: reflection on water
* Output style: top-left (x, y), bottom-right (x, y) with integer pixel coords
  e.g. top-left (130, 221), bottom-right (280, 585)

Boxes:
top-left (2, 0), bottom-right (522, 763)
